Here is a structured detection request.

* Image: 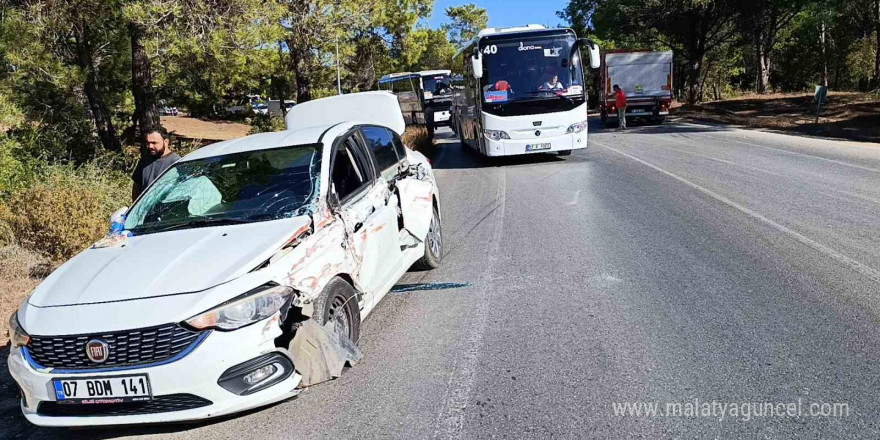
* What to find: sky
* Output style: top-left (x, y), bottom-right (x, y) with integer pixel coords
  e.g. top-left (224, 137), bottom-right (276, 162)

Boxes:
top-left (424, 0), bottom-right (570, 30)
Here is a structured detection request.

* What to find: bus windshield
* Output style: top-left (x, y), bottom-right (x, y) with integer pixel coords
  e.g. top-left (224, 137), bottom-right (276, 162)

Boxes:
top-left (423, 74), bottom-right (452, 98)
top-left (479, 33), bottom-right (584, 104)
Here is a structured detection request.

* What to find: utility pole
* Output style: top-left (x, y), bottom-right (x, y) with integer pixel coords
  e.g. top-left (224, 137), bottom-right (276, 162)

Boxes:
top-left (819, 20), bottom-right (827, 87)
top-left (336, 35), bottom-right (342, 95)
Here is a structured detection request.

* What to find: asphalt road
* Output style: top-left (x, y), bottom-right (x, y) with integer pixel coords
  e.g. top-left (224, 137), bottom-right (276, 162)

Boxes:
top-left (6, 119), bottom-right (880, 439)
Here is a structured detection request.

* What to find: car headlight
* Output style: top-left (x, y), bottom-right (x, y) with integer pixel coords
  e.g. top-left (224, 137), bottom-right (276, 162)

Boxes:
top-left (483, 129), bottom-right (510, 141)
top-left (7, 311), bottom-right (30, 348)
top-left (566, 120), bottom-right (588, 134)
top-left (185, 284), bottom-right (294, 331)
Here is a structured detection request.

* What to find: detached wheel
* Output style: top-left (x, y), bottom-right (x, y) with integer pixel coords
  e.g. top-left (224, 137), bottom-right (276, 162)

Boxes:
top-left (312, 277), bottom-right (361, 343)
top-left (413, 204), bottom-right (442, 270)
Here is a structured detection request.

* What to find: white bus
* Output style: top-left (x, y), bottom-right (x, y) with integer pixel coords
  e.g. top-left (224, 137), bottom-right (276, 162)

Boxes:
top-left (450, 25), bottom-right (600, 157)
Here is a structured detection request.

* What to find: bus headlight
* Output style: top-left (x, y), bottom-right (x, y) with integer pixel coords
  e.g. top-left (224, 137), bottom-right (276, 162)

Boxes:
top-left (566, 121), bottom-right (588, 134)
top-left (483, 129), bottom-right (510, 141)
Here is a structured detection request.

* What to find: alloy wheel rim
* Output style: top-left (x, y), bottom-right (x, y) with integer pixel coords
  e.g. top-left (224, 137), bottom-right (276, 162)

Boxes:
top-left (428, 211), bottom-right (441, 258)
top-left (330, 295), bottom-right (351, 340)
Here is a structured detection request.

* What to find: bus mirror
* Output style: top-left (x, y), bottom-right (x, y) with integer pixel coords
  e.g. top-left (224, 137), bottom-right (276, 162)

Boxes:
top-left (588, 43), bottom-right (600, 69)
top-left (471, 53), bottom-right (483, 79)
top-left (574, 38), bottom-right (601, 70)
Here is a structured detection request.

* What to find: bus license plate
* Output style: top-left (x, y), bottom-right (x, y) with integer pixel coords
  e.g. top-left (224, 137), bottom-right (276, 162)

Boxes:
top-left (53, 374), bottom-right (152, 404)
top-left (526, 143), bottom-right (551, 152)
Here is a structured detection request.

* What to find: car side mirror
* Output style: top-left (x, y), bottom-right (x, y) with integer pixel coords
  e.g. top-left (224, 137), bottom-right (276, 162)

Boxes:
top-left (471, 51), bottom-right (483, 79)
top-left (408, 162), bottom-right (429, 180)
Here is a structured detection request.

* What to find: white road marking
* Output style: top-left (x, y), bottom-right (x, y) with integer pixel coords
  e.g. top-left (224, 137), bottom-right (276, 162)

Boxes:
top-left (649, 135), bottom-right (880, 207)
top-left (593, 140), bottom-right (880, 285)
top-left (675, 128), bottom-right (880, 174)
top-left (432, 169), bottom-right (507, 439)
top-left (567, 189), bottom-right (581, 206)
top-left (677, 121), bottom-right (880, 151)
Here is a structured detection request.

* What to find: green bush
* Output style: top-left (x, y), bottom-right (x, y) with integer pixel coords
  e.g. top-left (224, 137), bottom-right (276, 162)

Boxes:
top-left (0, 163), bottom-right (130, 261)
top-left (247, 114), bottom-right (287, 134)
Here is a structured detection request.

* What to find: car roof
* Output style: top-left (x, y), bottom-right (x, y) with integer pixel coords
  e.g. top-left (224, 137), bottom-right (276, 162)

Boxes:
top-left (179, 124), bottom-right (338, 162)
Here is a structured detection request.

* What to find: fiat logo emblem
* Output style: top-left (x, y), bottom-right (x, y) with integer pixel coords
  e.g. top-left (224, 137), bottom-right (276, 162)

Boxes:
top-left (535, 130), bottom-right (541, 137)
top-left (85, 339), bottom-right (110, 363)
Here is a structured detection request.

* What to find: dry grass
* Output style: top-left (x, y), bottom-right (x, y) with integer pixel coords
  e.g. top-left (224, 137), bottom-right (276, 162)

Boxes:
top-left (402, 126), bottom-right (435, 158)
top-left (0, 166), bottom-right (130, 261)
top-left (675, 91), bottom-right (880, 142)
top-left (161, 116), bottom-right (250, 142)
top-left (0, 246), bottom-right (50, 346)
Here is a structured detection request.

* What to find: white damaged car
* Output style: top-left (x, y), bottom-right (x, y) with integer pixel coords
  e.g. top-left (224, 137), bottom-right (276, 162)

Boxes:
top-left (7, 92), bottom-right (442, 426)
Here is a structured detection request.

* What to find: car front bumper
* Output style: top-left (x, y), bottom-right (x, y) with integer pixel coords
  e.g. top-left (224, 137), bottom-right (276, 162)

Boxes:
top-left (8, 317), bottom-right (301, 427)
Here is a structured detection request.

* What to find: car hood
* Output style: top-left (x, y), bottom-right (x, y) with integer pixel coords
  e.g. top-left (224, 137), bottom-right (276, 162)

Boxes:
top-left (28, 216), bottom-right (310, 308)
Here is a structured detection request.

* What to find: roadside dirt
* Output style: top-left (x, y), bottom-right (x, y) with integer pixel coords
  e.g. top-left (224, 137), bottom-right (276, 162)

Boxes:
top-left (160, 116), bottom-right (250, 142)
top-left (0, 246), bottom-right (50, 347)
top-left (673, 92), bottom-right (880, 143)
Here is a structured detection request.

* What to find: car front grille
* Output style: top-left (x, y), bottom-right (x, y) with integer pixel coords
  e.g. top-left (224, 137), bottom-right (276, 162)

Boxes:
top-left (27, 324), bottom-right (203, 370)
top-left (37, 394), bottom-right (212, 417)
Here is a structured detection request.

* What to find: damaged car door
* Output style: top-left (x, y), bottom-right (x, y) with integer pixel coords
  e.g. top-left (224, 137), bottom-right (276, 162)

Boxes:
top-left (361, 125), bottom-right (435, 260)
top-left (391, 134), bottom-right (435, 242)
top-left (330, 132), bottom-right (403, 303)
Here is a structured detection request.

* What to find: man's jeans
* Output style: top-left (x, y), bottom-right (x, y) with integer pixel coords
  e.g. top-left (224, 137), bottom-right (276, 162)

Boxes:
top-left (617, 108), bottom-right (627, 129)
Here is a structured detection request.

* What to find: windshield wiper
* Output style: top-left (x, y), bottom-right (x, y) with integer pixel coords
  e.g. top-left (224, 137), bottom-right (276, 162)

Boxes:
top-left (527, 90), bottom-right (560, 96)
top-left (139, 217), bottom-right (257, 234)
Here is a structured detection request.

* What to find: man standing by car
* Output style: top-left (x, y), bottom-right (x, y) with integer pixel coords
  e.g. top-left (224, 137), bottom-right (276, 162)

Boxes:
top-left (132, 126), bottom-right (180, 200)
top-left (613, 84), bottom-right (627, 130)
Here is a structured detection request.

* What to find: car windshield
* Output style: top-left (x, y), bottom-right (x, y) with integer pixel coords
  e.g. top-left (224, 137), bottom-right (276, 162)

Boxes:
top-left (124, 144), bottom-right (321, 235)
top-left (423, 74), bottom-right (452, 97)
top-left (480, 33), bottom-right (584, 104)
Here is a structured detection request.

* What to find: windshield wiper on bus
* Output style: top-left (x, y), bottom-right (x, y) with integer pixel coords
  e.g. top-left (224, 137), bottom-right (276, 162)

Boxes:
top-left (526, 90), bottom-right (561, 96)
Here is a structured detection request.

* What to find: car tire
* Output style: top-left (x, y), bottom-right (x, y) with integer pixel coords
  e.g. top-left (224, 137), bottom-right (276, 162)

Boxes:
top-left (556, 150), bottom-right (572, 156)
top-left (413, 204), bottom-right (442, 270)
top-left (312, 277), bottom-right (361, 344)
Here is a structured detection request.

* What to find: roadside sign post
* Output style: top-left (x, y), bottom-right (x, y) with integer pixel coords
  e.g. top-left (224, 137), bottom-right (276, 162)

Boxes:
top-left (814, 85), bottom-right (827, 123)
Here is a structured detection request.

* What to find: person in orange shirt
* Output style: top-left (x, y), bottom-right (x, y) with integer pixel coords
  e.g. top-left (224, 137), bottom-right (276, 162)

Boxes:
top-left (613, 84), bottom-right (627, 130)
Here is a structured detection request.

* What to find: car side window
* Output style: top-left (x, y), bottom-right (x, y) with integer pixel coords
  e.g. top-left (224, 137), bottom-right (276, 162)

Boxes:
top-left (331, 137), bottom-right (370, 202)
top-left (390, 132), bottom-right (407, 162)
top-left (361, 126), bottom-right (401, 177)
